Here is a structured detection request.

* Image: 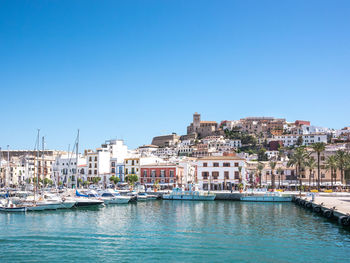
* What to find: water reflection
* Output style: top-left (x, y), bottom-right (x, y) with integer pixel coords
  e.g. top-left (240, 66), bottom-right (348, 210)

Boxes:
top-left (0, 201), bottom-right (349, 262)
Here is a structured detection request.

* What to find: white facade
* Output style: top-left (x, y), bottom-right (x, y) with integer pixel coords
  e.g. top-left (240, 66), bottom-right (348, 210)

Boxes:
top-left (52, 154), bottom-right (87, 187)
top-left (271, 134), bottom-right (327, 147)
top-left (196, 156), bottom-right (246, 190)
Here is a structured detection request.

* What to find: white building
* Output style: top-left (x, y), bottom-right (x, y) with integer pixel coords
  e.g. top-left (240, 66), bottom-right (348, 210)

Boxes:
top-left (271, 134), bottom-right (327, 147)
top-left (196, 156), bottom-right (246, 190)
top-left (52, 154), bottom-right (87, 188)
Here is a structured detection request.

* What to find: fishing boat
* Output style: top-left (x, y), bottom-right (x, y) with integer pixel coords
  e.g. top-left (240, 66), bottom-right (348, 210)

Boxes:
top-left (99, 189), bottom-right (131, 204)
top-left (240, 192), bottom-right (292, 202)
top-left (0, 200), bottom-right (27, 212)
top-left (163, 188), bottom-right (216, 201)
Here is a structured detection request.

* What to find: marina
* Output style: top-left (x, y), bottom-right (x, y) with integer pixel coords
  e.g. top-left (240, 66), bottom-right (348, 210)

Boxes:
top-left (1, 200), bottom-right (350, 262)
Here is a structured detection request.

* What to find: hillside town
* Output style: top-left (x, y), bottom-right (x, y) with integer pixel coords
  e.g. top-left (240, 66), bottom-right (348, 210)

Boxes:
top-left (1, 112), bottom-right (350, 191)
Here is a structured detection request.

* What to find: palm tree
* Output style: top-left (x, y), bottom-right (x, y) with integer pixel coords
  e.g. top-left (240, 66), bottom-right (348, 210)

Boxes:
top-left (257, 162), bottom-right (265, 187)
top-left (238, 166), bottom-right (243, 183)
top-left (304, 156), bottom-right (316, 188)
top-left (312, 142), bottom-right (326, 191)
top-left (335, 150), bottom-right (347, 186)
top-left (269, 161), bottom-right (277, 190)
top-left (288, 147), bottom-right (308, 195)
top-left (276, 167), bottom-right (283, 189)
top-left (325, 155), bottom-right (337, 189)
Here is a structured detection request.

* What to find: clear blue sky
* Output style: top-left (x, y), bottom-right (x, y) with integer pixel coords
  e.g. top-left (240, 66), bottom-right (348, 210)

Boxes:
top-left (1, 0), bottom-right (349, 151)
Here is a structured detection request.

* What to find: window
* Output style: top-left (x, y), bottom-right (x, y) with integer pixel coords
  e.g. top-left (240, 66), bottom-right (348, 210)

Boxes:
top-left (213, 162), bottom-right (219, 167)
top-left (234, 171), bottom-right (239, 179)
top-left (94, 157), bottom-right (97, 161)
top-left (131, 168), bottom-right (135, 174)
top-left (212, 172), bottom-right (219, 179)
top-left (111, 162), bottom-right (115, 167)
top-left (94, 164), bottom-right (97, 168)
top-left (202, 172), bottom-right (209, 179)
top-left (151, 170), bottom-right (156, 177)
top-left (143, 170), bottom-right (147, 177)
top-left (160, 170), bottom-right (165, 177)
top-left (203, 162), bottom-right (208, 167)
top-left (223, 163), bottom-right (230, 167)
top-left (94, 170), bottom-right (97, 175)
top-left (111, 168), bottom-right (115, 173)
top-left (234, 163), bottom-right (239, 167)
top-left (224, 171), bottom-right (229, 179)
top-left (132, 160), bottom-right (135, 166)
top-left (126, 168), bottom-right (128, 174)
top-left (170, 170), bottom-right (174, 177)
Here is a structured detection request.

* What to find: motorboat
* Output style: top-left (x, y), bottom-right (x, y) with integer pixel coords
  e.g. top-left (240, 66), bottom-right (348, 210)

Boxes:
top-left (74, 189), bottom-right (104, 207)
top-left (163, 188), bottom-right (216, 201)
top-left (99, 189), bottom-right (131, 204)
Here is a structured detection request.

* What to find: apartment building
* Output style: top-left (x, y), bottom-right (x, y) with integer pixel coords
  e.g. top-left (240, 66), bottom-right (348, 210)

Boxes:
top-left (271, 134), bottom-right (327, 147)
top-left (196, 156), bottom-right (246, 190)
top-left (140, 163), bottom-right (184, 189)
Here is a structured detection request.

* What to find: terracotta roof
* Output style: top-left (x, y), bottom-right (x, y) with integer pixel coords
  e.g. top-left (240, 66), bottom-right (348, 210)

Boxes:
top-left (200, 121), bottom-right (217, 124)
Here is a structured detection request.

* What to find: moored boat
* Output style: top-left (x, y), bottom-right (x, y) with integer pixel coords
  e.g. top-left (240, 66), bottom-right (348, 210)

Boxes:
top-left (163, 188), bottom-right (216, 201)
top-left (99, 189), bottom-right (131, 204)
top-left (240, 192), bottom-right (292, 202)
top-left (74, 189), bottom-right (104, 207)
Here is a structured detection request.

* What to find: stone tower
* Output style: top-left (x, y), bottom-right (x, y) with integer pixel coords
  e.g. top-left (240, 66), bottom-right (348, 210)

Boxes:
top-left (193, 112), bottom-right (201, 132)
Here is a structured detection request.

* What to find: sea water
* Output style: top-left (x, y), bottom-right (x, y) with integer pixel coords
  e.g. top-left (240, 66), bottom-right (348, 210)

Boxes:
top-left (0, 201), bottom-right (349, 262)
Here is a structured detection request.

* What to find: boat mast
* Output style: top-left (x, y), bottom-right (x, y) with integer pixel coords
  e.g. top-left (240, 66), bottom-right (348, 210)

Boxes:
top-left (75, 130), bottom-right (79, 189)
top-left (36, 129), bottom-right (40, 194)
top-left (42, 136), bottom-right (45, 184)
top-left (7, 145), bottom-right (9, 188)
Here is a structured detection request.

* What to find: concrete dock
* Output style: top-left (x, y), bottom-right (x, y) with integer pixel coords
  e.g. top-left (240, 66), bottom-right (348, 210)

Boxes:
top-left (293, 193), bottom-right (350, 227)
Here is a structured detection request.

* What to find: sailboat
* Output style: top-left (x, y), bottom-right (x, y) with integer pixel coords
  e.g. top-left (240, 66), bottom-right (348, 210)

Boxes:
top-left (68, 130), bottom-right (103, 207)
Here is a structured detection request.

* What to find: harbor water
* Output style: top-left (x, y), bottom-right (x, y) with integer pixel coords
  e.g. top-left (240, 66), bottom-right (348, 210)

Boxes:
top-left (1, 201), bottom-right (350, 262)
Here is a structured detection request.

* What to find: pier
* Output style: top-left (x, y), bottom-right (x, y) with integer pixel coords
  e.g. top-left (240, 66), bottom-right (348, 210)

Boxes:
top-left (293, 193), bottom-right (350, 227)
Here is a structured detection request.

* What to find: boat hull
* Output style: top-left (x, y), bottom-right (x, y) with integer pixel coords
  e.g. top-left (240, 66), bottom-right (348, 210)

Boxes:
top-left (74, 200), bottom-right (104, 207)
top-left (0, 206), bottom-right (27, 212)
top-left (107, 198), bottom-right (130, 204)
top-left (58, 201), bottom-right (76, 209)
top-left (240, 196), bottom-right (292, 202)
top-left (163, 195), bottom-right (216, 201)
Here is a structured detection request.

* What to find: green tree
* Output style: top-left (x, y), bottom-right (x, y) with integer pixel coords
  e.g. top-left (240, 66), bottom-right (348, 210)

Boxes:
top-left (258, 148), bottom-right (268, 161)
top-left (269, 161), bottom-right (277, 190)
top-left (83, 181), bottom-right (89, 188)
top-left (312, 142), bottom-right (326, 190)
top-left (288, 147), bottom-right (308, 195)
top-left (325, 155), bottom-right (337, 189)
top-left (305, 156), bottom-right (316, 188)
top-left (125, 174), bottom-right (138, 188)
top-left (296, 136), bottom-right (303, 146)
top-left (77, 178), bottom-right (83, 187)
top-left (257, 162), bottom-right (265, 187)
top-left (91, 177), bottom-right (101, 185)
top-left (276, 167), bottom-right (283, 189)
top-left (335, 150), bottom-right (348, 186)
top-left (109, 176), bottom-right (120, 187)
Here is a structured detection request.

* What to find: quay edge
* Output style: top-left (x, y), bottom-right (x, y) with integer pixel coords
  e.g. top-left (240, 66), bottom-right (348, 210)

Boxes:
top-left (292, 196), bottom-right (350, 227)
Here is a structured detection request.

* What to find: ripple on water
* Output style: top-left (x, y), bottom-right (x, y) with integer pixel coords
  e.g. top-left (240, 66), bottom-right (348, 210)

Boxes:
top-left (0, 201), bottom-right (350, 262)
